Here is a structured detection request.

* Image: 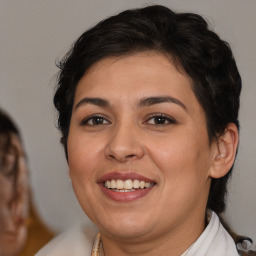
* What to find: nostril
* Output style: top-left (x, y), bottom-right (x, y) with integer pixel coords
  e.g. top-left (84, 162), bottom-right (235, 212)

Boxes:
top-left (109, 154), bottom-right (136, 160)
top-left (126, 154), bottom-right (136, 159)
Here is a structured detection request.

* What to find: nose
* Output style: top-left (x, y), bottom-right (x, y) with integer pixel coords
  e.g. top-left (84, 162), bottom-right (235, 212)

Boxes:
top-left (105, 123), bottom-right (145, 163)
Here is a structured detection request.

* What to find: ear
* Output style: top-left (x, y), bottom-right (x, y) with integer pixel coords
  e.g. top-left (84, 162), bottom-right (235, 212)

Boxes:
top-left (209, 123), bottom-right (239, 179)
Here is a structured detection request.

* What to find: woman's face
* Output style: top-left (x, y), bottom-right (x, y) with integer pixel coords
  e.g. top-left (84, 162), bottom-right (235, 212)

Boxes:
top-left (68, 52), bottom-right (218, 242)
top-left (0, 134), bottom-right (28, 256)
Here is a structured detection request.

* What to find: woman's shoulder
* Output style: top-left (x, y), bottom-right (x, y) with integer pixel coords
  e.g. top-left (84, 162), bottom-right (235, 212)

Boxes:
top-left (35, 223), bottom-right (98, 256)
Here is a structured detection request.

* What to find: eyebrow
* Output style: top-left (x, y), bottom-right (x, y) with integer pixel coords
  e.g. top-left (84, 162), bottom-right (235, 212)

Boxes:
top-left (75, 97), bottom-right (110, 109)
top-left (139, 96), bottom-right (187, 111)
top-left (75, 96), bottom-right (187, 111)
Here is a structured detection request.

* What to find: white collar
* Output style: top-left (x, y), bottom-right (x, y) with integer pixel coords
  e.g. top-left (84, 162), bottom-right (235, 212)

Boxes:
top-left (182, 211), bottom-right (239, 256)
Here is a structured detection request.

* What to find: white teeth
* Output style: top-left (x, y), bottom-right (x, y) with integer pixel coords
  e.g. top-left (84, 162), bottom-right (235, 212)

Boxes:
top-left (116, 180), bottom-right (124, 189)
top-left (104, 179), bottom-right (154, 190)
top-left (110, 180), bottom-right (116, 189)
top-left (139, 181), bottom-right (145, 188)
top-left (105, 180), bottom-right (111, 189)
top-left (145, 182), bottom-right (150, 188)
top-left (112, 189), bottom-right (136, 192)
top-left (133, 180), bottom-right (140, 188)
top-left (124, 179), bottom-right (133, 189)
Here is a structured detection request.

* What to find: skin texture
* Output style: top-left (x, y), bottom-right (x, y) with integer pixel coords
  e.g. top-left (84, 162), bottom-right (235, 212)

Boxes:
top-left (67, 52), bottom-right (238, 256)
top-left (0, 134), bottom-right (29, 256)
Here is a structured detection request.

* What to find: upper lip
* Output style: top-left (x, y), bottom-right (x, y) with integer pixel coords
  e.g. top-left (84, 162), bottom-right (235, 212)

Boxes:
top-left (97, 172), bottom-right (156, 184)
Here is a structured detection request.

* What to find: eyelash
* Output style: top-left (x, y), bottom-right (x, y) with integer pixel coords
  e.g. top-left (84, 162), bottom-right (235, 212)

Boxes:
top-left (80, 115), bottom-right (110, 126)
top-left (80, 113), bottom-right (176, 126)
top-left (144, 114), bottom-right (176, 126)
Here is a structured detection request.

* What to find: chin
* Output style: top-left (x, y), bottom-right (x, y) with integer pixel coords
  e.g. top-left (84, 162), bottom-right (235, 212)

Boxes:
top-left (96, 212), bottom-right (155, 239)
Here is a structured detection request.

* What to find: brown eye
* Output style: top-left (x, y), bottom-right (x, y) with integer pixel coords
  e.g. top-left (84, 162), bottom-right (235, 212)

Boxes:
top-left (81, 115), bottom-right (110, 126)
top-left (146, 114), bottom-right (176, 125)
top-left (153, 116), bottom-right (168, 124)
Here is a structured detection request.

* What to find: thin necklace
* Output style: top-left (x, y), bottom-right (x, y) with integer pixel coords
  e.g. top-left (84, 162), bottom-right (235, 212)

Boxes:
top-left (91, 233), bottom-right (103, 256)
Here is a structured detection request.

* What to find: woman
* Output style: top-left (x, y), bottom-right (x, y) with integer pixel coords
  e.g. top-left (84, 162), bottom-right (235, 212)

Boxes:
top-left (37, 5), bottom-right (255, 256)
top-left (0, 109), bottom-right (54, 256)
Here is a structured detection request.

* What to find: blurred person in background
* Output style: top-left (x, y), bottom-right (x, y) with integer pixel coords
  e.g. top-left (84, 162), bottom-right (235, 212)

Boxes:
top-left (0, 108), bottom-right (54, 256)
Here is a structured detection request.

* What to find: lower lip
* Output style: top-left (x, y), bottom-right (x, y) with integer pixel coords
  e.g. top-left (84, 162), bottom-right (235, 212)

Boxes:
top-left (99, 183), bottom-right (155, 202)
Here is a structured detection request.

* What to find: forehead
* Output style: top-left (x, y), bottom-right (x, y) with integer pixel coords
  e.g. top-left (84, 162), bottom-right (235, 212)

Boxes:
top-left (74, 52), bottom-right (197, 107)
top-left (84, 52), bottom-right (189, 82)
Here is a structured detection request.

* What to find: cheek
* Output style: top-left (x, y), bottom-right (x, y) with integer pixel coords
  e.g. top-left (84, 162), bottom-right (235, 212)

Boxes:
top-left (0, 177), bottom-right (13, 203)
top-left (147, 134), bottom-right (211, 216)
top-left (67, 133), bottom-right (105, 181)
top-left (147, 132), bottom-right (210, 183)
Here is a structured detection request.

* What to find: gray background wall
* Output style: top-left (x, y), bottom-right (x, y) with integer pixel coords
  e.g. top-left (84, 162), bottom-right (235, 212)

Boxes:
top-left (1, 0), bottom-right (255, 241)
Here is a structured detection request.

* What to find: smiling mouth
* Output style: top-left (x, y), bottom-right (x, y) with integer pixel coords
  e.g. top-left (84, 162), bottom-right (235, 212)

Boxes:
top-left (98, 172), bottom-right (156, 201)
top-left (104, 179), bottom-right (155, 192)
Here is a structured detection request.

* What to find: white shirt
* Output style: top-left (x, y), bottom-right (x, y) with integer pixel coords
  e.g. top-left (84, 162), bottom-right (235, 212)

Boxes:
top-left (36, 211), bottom-right (239, 256)
top-left (181, 211), bottom-right (239, 256)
